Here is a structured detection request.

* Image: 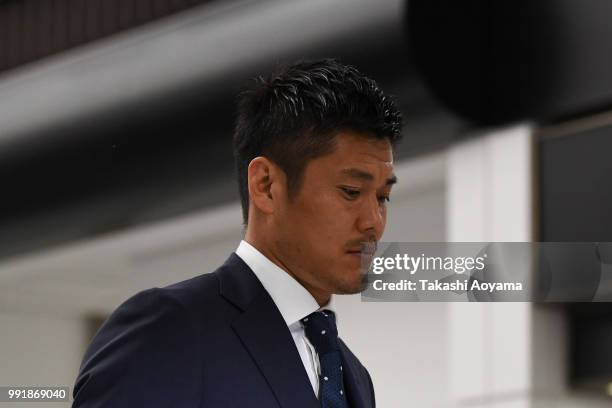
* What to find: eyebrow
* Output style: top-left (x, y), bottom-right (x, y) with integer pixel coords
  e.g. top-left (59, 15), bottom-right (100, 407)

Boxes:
top-left (341, 168), bottom-right (398, 186)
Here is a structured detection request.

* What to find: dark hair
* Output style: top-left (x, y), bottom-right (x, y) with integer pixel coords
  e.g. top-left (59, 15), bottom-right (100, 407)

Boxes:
top-left (232, 58), bottom-right (403, 224)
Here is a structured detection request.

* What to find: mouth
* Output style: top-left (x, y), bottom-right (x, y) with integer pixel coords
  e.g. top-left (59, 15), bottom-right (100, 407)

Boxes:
top-left (345, 242), bottom-right (377, 256)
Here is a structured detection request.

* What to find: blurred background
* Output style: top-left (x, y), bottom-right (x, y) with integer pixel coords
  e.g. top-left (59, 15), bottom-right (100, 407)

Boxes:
top-left (1, 0), bottom-right (612, 406)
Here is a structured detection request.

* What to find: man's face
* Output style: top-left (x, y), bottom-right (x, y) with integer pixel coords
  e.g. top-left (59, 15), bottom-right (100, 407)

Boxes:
top-left (273, 130), bottom-right (395, 298)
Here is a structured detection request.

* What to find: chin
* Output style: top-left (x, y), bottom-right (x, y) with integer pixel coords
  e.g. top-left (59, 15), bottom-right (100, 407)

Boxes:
top-left (335, 282), bottom-right (366, 295)
top-left (334, 270), bottom-right (367, 295)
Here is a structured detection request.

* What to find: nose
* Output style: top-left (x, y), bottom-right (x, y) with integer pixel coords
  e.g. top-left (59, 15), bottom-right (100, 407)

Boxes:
top-left (356, 194), bottom-right (385, 240)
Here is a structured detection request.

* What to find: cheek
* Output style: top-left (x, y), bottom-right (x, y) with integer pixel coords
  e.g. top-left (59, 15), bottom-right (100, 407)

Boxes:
top-left (286, 188), bottom-right (357, 243)
top-left (308, 192), bottom-right (350, 231)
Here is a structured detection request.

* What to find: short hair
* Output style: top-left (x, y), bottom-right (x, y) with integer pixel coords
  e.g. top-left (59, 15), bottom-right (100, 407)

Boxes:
top-left (232, 58), bottom-right (403, 225)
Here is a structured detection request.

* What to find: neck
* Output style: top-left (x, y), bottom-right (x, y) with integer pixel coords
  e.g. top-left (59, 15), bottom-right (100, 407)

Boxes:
top-left (244, 230), bottom-right (331, 307)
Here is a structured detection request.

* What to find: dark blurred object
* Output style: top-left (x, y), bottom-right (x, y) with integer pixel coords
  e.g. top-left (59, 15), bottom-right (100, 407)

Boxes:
top-left (409, 0), bottom-right (612, 125)
top-left (570, 303), bottom-right (612, 393)
top-left (539, 125), bottom-right (612, 242)
top-left (0, 0), bottom-right (213, 75)
top-left (540, 118), bottom-right (612, 396)
top-left (535, 243), bottom-right (604, 302)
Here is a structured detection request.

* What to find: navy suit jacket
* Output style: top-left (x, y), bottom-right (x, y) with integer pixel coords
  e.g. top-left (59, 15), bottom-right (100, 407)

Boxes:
top-left (72, 253), bottom-right (376, 407)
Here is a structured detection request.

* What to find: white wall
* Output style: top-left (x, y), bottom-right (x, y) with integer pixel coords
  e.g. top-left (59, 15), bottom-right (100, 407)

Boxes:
top-left (446, 126), bottom-right (534, 408)
top-left (0, 313), bottom-right (84, 408)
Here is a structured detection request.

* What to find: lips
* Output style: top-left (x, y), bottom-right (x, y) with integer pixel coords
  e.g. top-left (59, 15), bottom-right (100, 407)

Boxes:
top-left (346, 242), bottom-right (377, 255)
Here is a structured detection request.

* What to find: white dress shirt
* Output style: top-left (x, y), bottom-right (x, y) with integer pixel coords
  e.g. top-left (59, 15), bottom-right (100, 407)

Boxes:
top-left (235, 239), bottom-right (336, 397)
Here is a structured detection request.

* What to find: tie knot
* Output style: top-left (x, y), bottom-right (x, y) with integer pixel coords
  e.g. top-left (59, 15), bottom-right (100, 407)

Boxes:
top-left (301, 310), bottom-right (339, 354)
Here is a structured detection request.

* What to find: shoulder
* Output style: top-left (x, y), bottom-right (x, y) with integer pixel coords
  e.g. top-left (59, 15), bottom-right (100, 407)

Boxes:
top-left (72, 271), bottom-right (225, 406)
top-left (96, 271), bottom-right (220, 339)
top-left (158, 270), bottom-right (222, 315)
top-left (73, 285), bottom-right (204, 406)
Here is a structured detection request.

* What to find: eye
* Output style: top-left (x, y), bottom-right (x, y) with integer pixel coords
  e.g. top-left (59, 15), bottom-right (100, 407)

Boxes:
top-left (378, 195), bottom-right (390, 204)
top-left (340, 187), bottom-right (360, 200)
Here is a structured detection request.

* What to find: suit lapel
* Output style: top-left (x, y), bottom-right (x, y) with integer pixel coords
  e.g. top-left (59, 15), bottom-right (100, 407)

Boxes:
top-left (339, 341), bottom-right (369, 408)
top-left (232, 292), bottom-right (320, 408)
top-left (219, 254), bottom-right (319, 408)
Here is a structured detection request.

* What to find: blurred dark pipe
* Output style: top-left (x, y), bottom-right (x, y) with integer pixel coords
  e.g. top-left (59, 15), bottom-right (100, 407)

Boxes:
top-left (1, 0), bottom-right (461, 259)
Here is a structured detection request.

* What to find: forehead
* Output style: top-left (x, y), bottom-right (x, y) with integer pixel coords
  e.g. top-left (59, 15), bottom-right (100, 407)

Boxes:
top-left (298, 130), bottom-right (395, 188)
top-left (320, 130), bottom-right (394, 172)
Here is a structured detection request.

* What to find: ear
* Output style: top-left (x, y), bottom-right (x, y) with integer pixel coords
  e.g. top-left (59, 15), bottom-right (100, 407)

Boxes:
top-left (247, 156), bottom-right (285, 215)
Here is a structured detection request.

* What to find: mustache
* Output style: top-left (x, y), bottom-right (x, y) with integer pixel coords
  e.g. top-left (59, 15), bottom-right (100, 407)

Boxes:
top-left (345, 235), bottom-right (378, 253)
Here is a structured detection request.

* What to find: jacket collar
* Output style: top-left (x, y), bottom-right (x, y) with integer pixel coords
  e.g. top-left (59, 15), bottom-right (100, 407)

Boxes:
top-left (218, 253), bottom-right (320, 408)
top-left (217, 252), bottom-right (262, 312)
top-left (217, 253), bottom-right (371, 408)
top-left (234, 240), bottom-right (322, 327)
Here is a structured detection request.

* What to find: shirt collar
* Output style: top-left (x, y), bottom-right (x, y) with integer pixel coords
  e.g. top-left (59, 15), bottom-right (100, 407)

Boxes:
top-left (235, 240), bottom-right (336, 327)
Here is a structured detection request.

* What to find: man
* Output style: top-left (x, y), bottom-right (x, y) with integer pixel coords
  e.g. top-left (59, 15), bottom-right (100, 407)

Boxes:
top-left (72, 59), bottom-right (402, 407)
